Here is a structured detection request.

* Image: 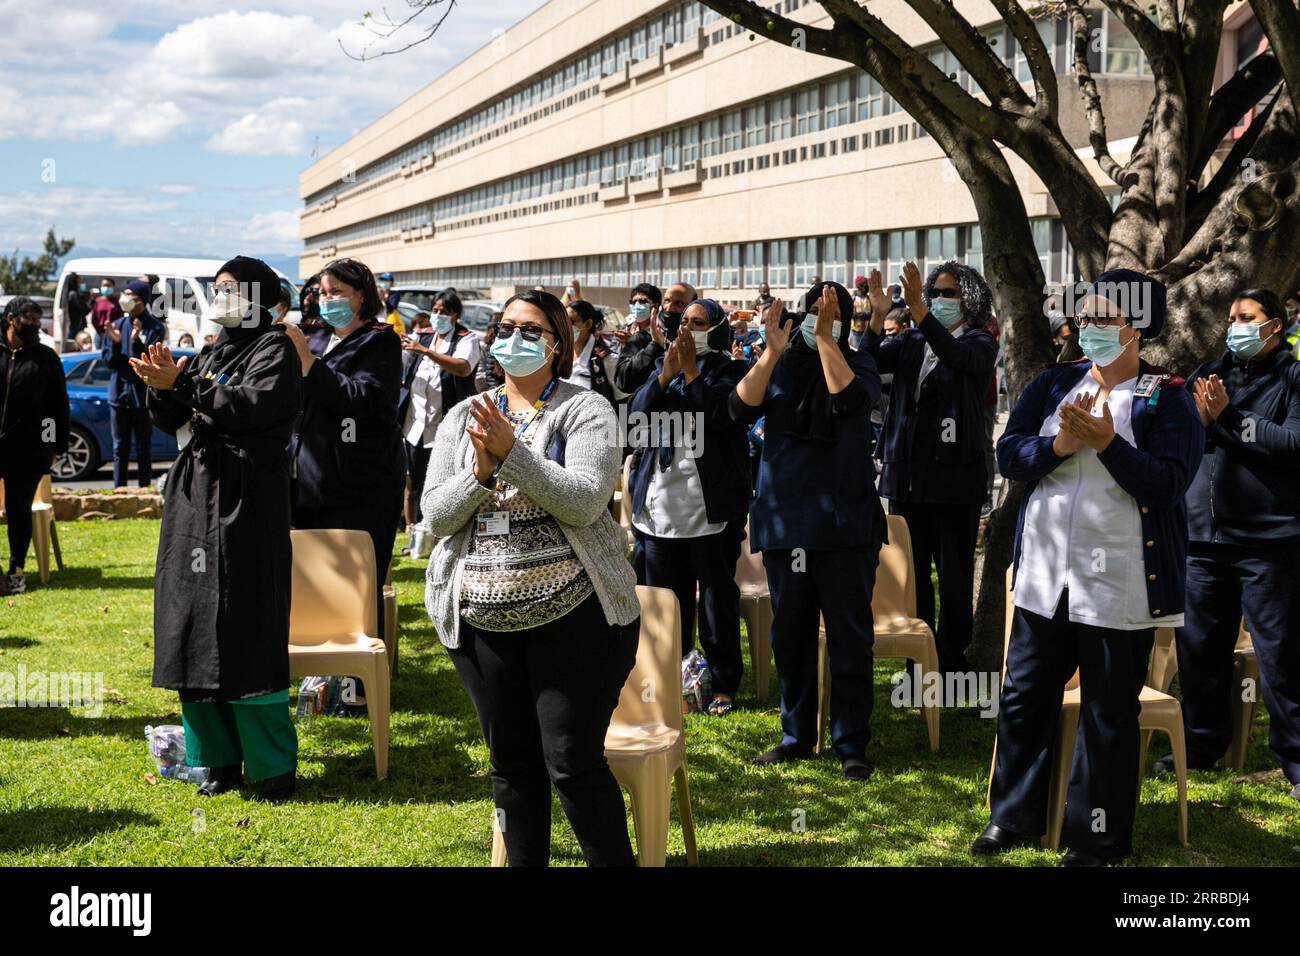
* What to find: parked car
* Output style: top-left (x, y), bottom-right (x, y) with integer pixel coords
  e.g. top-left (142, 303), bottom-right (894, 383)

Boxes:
top-left (52, 349), bottom-right (197, 481)
top-left (389, 285), bottom-right (489, 315)
top-left (52, 257), bottom-right (300, 351)
top-left (0, 294), bottom-right (55, 338)
top-left (393, 299), bottom-right (496, 335)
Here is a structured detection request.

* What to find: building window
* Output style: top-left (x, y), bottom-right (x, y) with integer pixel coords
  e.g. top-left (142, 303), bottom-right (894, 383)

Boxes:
top-left (824, 77), bottom-right (850, 128)
top-left (721, 244), bottom-right (740, 288)
top-left (768, 240), bottom-right (789, 287)
top-left (794, 237), bottom-right (817, 287)
top-left (742, 241), bottom-right (764, 288)
top-left (744, 103), bottom-right (767, 148)
top-left (822, 236), bottom-right (847, 285)
top-left (699, 246), bottom-right (718, 287)
top-left (796, 87), bottom-right (821, 135)
top-left (680, 248), bottom-right (698, 286)
top-left (964, 224), bottom-right (983, 274)
top-left (769, 93), bottom-right (793, 141)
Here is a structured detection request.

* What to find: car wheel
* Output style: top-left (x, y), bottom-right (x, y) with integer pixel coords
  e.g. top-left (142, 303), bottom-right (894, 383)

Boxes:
top-left (51, 425), bottom-right (100, 481)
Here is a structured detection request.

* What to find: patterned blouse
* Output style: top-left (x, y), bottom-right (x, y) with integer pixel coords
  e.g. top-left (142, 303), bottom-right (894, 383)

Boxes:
top-left (458, 405), bottom-right (595, 632)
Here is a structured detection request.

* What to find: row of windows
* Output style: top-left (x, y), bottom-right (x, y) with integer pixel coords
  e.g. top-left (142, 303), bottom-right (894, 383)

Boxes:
top-left (308, 204), bottom-right (434, 250)
top-left (380, 223), bottom-right (1023, 299)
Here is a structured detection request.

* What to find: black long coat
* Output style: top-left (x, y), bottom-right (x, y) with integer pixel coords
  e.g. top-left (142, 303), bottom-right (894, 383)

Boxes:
top-left (148, 330), bottom-right (304, 700)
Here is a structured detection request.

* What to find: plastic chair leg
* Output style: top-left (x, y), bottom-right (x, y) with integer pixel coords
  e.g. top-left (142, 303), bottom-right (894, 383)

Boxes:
top-left (50, 519), bottom-right (63, 570)
top-left (1168, 719), bottom-right (1189, 847)
top-left (490, 825), bottom-right (507, 867)
top-left (673, 762), bottom-right (698, 865)
top-left (1044, 702), bottom-right (1079, 851)
top-left (33, 519), bottom-right (51, 585)
top-left (814, 633), bottom-right (830, 756)
top-left (920, 639), bottom-right (941, 752)
top-left (620, 755), bottom-right (669, 867)
top-left (745, 601), bottom-right (772, 705)
top-left (365, 654), bottom-right (391, 781)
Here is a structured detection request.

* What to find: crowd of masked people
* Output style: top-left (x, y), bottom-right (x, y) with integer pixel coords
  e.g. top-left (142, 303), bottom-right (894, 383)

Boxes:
top-left (4, 251), bottom-right (1298, 869)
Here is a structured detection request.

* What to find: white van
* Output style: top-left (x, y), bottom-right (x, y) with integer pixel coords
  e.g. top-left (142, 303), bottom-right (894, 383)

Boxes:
top-left (52, 257), bottom-right (301, 351)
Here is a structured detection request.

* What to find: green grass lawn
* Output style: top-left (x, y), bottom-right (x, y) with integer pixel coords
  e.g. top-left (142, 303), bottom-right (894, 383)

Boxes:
top-left (1, 519), bottom-right (1296, 866)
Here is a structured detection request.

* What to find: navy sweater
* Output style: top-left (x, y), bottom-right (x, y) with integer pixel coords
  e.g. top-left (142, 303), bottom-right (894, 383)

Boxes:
top-left (867, 313), bottom-right (998, 504)
top-left (1185, 347), bottom-right (1300, 545)
top-left (998, 358), bottom-right (1204, 620)
top-left (628, 350), bottom-right (751, 527)
top-left (729, 344), bottom-right (884, 553)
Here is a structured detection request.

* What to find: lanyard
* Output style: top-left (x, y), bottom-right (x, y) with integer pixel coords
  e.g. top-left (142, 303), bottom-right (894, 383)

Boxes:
top-left (496, 377), bottom-right (557, 440)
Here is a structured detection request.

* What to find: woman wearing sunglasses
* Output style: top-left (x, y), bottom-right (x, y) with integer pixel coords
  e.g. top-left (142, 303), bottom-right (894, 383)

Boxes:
top-left (421, 289), bottom-right (640, 866)
top-left (865, 261), bottom-right (999, 680)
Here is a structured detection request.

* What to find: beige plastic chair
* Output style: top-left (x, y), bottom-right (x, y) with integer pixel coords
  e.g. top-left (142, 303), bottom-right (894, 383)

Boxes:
top-left (492, 585), bottom-right (699, 867)
top-left (735, 526), bottom-right (773, 705)
top-left (1225, 624), bottom-right (1260, 770)
top-left (814, 514), bottom-right (940, 752)
top-left (0, 476), bottom-right (64, 585)
top-left (288, 529), bottom-right (391, 781)
top-left (382, 568), bottom-right (399, 676)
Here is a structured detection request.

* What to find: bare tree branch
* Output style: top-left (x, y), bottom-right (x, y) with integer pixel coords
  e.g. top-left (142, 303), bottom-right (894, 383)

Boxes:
top-left (338, 0), bottom-right (458, 61)
top-left (1066, 0), bottom-right (1128, 187)
top-left (1191, 52), bottom-right (1282, 180)
top-left (1250, 0), bottom-right (1300, 114)
top-left (900, 0), bottom-right (1033, 112)
top-left (986, 0), bottom-right (1059, 119)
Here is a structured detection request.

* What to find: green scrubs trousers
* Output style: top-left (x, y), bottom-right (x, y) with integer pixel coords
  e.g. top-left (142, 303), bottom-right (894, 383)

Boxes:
top-left (181, 689), bottom-right (298, 782)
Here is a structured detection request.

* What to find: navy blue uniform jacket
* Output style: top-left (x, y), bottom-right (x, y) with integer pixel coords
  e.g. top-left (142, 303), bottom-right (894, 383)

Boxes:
top-left (867, 312), bottom-right (997, 503)
top-left (102, 314), bottom-right (166, 408)
top-left (291, 323), bottom-right (405, 511)
top-left (1185, 347), bottom-right (1300, 545)
top-left (998, 358), bottom-right (1204, 620)
top-left (628, 350), bottom-right (751, 526)
top-left (729, 344), bottom-right (884, 553)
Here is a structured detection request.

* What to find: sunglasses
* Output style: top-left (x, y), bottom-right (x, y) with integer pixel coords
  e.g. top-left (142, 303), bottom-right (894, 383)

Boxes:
top-left (931, 287), bottom-right (961, 299)
top-left (493, 322), bottom-right (552, 342)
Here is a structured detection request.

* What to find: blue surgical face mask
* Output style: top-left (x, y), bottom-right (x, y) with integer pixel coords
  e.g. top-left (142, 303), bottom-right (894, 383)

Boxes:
top-left (101, 286), bottom-right (114, 296)
top-left (78, 283), bottom-right (87, 292)
top-left (319, 297), bottom-right (354, 329)
top-left (1079, 322), bottom-right (1131, 367)
top-left (930, 297), bottom-right (963, 328)
top-left (799, 314), bottom-right (841, 349)
top-left (1226, 320), bottom-right (1275, 359)
top-left (433, 315), bottom-right (453, 336)
top-left (490, 332), bottom-right (552, 377)
top-left (627, 301), bottom-right (650, 322)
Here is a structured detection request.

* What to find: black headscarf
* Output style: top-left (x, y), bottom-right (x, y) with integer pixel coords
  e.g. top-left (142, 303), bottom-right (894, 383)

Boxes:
top-left (209, 255), bottom-right (284, 369)
top-left (783, 280), bottom-right (854, 443)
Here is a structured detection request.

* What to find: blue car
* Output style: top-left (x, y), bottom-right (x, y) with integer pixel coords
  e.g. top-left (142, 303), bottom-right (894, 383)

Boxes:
top-left (53, 350), bottom-right (197, 482)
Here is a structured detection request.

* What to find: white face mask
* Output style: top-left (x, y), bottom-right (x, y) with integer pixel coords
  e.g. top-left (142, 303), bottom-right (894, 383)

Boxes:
top-left (204, 290), bottom-right (254, 328)
top-left (691, 329), bottom-right (713, 355)
top-left (119, 294), bottom-right (140, 315)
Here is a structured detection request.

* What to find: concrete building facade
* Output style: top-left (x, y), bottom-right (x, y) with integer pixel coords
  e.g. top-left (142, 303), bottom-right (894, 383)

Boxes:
top-left (298, 1), bottom-right (1262, 308)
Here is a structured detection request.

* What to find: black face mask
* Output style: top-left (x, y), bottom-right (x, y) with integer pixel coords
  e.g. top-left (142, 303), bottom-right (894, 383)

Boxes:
top-left (660, 310), bottom-right (683, 341)
top-left (15, 322), bottom-right (41, 345)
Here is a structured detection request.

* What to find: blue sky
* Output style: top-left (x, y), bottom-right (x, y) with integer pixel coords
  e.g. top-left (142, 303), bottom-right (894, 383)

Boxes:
top-left (0, 0), bottom-right (546, 279)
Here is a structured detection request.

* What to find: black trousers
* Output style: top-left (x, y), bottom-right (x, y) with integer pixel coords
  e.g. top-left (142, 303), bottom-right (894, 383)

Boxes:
top-left (110, 404), bottom-right (153, 488)
top-left (405, 440), bottom-right (433, 528)
top-left (0, 457), bottom-right (44, 573)
top-left (1178, 540), bottom-right (1300, 784)
top-left (292, 503), bottom-right (398, 642)
top-left (640, 520), bottom-right (743, 697)
top-left (892, 500), bottom-right (980, 674)
top-left (763, 548), bottom-right (877, 759)
top-left (990, 594), bottom-right (1153, 857)
top-left (450, 592), bottom-right (639, 866)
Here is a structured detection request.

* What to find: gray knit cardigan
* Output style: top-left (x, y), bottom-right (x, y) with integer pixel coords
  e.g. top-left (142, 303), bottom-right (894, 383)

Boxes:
top-left (421, 380), bottom-right (639, 648)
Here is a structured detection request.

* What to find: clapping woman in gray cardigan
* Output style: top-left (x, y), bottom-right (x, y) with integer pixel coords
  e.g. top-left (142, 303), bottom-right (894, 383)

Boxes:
top-left (421, 289), bottom-right (641, 867)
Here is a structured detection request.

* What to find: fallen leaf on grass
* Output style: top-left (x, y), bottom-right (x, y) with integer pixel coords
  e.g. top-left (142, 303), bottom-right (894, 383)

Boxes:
top-left (144, 773), bottom-right (157, 785)
top-left (235, 817), bottom-right (250, 829)
top-left (162, 840), bottom-right (181, 847)
top-left (1232, 769), bottom-right (1284, 786)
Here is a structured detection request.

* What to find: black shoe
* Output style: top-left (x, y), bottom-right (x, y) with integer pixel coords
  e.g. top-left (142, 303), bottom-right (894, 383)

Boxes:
top-left (1153, 752), bottom-right (1216, 773)
top-left (252, 772), bottom-right (296, 803)
top-left (752, 744), bottom-right (809, 767)
top-left (1058, 848), bottom-right (1109, 867)
top-left (841, 756), bottom-right (874, 780)
top-left (970, 823), bottom-right (1036, 855)
top-left (197, 765), bottom-right (242, 797)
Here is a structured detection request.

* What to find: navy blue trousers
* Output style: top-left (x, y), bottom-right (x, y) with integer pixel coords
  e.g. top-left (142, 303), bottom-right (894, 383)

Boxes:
top-left (891, 500), bottom-right (980, 675)
top-left (110, 403), bottom-right (153, 488)
top-left (990, 595), bottom-right (1152, 857)
top-left (1178, 541), bottom-right (1300, 784)
top-left (763, 548), bottom-right (876, 759)
top-left (641, 521), bottom-right (743, 697)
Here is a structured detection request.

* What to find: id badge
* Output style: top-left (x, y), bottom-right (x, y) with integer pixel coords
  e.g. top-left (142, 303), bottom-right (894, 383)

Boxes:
top-left (1134, 374), bottom-right (1159, 399)
top-left (475, 510), bottom-right (510, 536)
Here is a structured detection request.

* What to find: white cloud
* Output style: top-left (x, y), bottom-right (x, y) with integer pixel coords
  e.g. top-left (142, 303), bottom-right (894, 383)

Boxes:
top-left (158, 183), bottom-right (196, 195)
top-left (241, 209), bottom-right (302, 247)
top-left (207, 113), bottom-right (308, 156)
